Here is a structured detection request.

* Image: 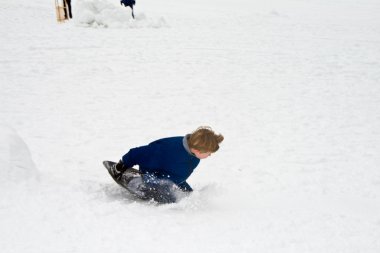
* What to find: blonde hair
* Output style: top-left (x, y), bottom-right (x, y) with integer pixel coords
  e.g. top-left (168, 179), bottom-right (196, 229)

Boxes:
top-left (188, 126), bottom-right (224, 153)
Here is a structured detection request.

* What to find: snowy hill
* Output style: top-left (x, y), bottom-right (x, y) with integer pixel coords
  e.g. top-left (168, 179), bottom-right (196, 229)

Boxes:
top-left (1, 0), bottom-right (380, 252)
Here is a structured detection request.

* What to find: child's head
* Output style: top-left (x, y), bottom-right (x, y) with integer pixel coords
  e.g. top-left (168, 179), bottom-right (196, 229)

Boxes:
top-left (188, 126), bottom-right (224, 159)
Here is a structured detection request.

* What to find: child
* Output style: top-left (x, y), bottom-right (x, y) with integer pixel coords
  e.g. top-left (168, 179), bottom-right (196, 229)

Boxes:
top-left (63, 0), bottom-right (72, 19)
top-left (120, 0), bottom-right (136, 19)
top-left (107, 126), bottom-right (224, 202)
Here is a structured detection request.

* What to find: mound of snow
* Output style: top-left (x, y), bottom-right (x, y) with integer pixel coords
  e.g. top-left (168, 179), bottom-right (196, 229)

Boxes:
top-left (74, 0), bottom-right (168, 28)
top-left (0, 123), bottom-right (38, 186)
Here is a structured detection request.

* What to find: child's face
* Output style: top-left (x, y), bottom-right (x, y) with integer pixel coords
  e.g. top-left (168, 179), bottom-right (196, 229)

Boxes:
top-left (191, 149), bottom-right (212, 159)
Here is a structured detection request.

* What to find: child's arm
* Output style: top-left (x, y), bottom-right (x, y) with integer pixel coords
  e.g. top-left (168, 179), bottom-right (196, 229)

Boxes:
top-left (122, 144), bottom-right (154, 169)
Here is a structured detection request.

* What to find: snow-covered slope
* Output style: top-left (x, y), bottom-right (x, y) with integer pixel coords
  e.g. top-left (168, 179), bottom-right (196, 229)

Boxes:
top-left (1, 0), bottom-right (380, 252)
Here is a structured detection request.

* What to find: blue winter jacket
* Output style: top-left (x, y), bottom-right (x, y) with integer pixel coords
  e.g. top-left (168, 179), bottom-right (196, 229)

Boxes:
top-left (122, 136), bottom-right (200, 191)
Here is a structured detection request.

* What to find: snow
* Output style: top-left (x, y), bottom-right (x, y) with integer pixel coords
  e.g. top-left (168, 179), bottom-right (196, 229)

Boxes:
top-left (1, 0), bottom-right (380, 252)
top-left (0, 124), bottom-right (38, 185)
top-left (74, 0), bottom-right (167, 28)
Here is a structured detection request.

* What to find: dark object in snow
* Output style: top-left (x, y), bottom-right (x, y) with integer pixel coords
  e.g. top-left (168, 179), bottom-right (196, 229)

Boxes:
top-left (120, 0), bottom-right (136, 19)
top-left (103, 160), bottom-right (183, 204)
top-left (63, 0), bottom-right (73, 19)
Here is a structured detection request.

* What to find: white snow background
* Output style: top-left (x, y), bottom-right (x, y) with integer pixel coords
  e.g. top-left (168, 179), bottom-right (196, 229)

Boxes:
top-left (1, 0), bottom-right (380, 252)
